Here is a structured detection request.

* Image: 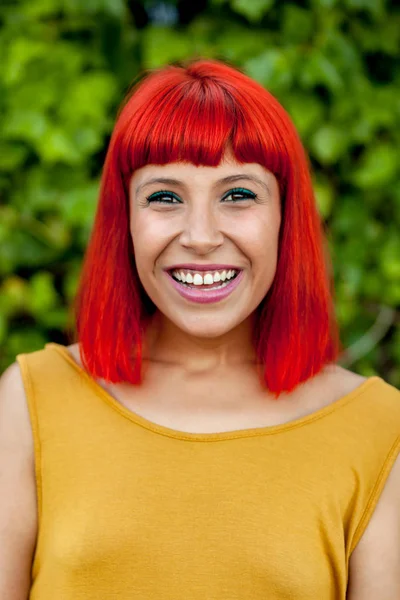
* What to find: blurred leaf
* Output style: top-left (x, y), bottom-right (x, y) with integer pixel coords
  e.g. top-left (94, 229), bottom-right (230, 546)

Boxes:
top-left (3, 110), bottom-right (49, 143)
top-left (282, 5), bottom-right (313, 44)
top-left (37, 128), bottom-right (82, 164)
top-left (59, 183), bottom-right (98, 227)
top-left (244, 49), bottom-right (292, 90)
top-left (6, 330), bottom-right (48, 363)
top-left (314, 175), bottom-right (335, 218)
top-left (353, 144), bottom-right (398, 188)
top-left (142, 26), bottom-right (192, 68)
top-left (28, 272), bottom-right (59, 316)
top-left (0, 313), bottom-right (7, 345)
top-left (59, 72), bottom-right (118, 125)
top-left (230, 0), bottom-right (274, 22)
top-left (0, 143), bottom-right (29, 170)
top-left (0, 276), bottom-right (30, 314)
top-left (344, 0), bottom-right (385, 17)
top-left (3, 38), bottom-right (49, 85)
top-left (1, 0), bottom-right (399, 385)
top-left (310, 125), bottom-right (348, 165)
top-left (299, 50), bottom-right (343, 91)
top-left (380, 235), bottom-right (400, 280)
top-left (284, 94), bottom-right (324, 138)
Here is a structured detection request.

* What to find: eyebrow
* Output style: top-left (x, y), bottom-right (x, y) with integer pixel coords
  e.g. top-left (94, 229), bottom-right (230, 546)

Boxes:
top-left (135, 174), bottom-right (271, 196)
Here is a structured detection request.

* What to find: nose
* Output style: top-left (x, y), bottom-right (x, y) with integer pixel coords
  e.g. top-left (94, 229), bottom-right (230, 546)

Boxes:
top-left (179, 204), bottom-right (224, 255)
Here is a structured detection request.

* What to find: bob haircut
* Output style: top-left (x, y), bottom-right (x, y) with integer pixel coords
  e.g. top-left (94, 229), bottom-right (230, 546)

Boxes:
top-left (72, 58), bottom-right (340, 396)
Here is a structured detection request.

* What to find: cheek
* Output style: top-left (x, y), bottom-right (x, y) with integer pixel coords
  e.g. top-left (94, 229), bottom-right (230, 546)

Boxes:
top-left (229, 211), bottom-right (281, 263)
top-left (130, 213), bottom-right (175, 267)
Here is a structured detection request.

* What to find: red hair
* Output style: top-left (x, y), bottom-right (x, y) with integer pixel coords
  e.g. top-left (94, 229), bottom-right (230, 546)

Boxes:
top-left (72, 58), bottom-right (340, 396)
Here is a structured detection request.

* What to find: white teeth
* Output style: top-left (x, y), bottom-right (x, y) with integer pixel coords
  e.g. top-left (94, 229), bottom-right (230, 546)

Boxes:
top-left (171, 268), bottom-right (239, 285)
top-left (193, 273), bottom-right (203, 285)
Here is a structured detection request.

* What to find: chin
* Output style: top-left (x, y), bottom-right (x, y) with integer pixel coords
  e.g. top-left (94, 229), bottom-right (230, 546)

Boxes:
top-left (172, 314), bottom-right (245, 339)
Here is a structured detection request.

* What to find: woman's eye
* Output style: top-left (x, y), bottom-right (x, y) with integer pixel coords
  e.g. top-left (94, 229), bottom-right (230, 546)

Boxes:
top-left (222, 188), bottom-right (257, 203)
top-left (146, 191), bottom-right (181, 204)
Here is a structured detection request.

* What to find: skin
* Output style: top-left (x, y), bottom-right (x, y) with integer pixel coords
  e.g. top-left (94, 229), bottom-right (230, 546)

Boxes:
top-left (129, 152), bottom-right (281, 357)
top-left (0, 153), bottom-right (399, 598)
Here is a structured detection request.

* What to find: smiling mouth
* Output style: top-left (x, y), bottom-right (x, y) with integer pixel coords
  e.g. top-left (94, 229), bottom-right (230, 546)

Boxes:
top-left (165, 268), bottom-right (244, 304)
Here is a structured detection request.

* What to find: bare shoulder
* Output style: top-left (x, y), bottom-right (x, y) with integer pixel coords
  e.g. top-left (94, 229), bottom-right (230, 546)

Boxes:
top-left (0, 362), bottom-right (37, 597)
top-left (327, 364), bottom-right (368, 398)
top-left (66, 342), bottom-right (83, 368)
top-left (343, 365), bottom-right (400, 598)
top-left (295, 364), bottom-right (369, 414)
top-left (0, 361), bottom-right (33, 444)
top-left (348, 450), bottom-right (400, 598)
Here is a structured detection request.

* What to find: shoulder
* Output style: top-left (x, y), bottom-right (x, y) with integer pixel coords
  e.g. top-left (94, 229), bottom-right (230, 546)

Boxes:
top-left (326, 364), bottom-right (368, 398)
top-left (342, 367), bottom-right (400, 597)
top-left (66, 342), bottom-right (82, 367)
top-left (320, 364), bottom-right (400, 414)
top-left (348, 448), bottom-right (400, 598)
top-left (0, 361), bottom-right (32, 442)
top-left (0, 363), bottom-right (38, 593)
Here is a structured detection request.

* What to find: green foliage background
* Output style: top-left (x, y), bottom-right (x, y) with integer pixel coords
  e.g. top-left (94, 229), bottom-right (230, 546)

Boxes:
top-left (1, 0), bottom-right (399, 385)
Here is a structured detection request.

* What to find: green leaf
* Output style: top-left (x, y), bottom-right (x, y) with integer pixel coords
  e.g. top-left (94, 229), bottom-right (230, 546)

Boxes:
top-left (380, 234), bottom-right (400, 280)
top-left (353, 144), bottom-right (398, 188)
top-left (37, 128), bottom-right (81, 164)
top-left (59, 183), bottom-right (98, 227)
top-left (231, 0), bottom-right (274, 22)
top-left (0, 312), bottom-right (7, 345)
top-left (0, 276), bottom-right (29, 314)
top-left (28, 272), bottom-right (59, 316)
top-left (282, 5), bottom-right (313, 44)
top-left (310, 125), bottom-right (348, 165)
top-left (6, 330), bottom-right (48, 362)
top-left (285, 94), bottom-right (324, 137)
top-left (344, 0), bottom-right (385, 18)
top-left (59, 72), bottom-right (118, 125)
top-left (3, 39), bottom-right (49, 85)
top-left (314, 176), bottom-right (335, 218)
top-left (244, 49), bottom-right (292, 90)
top-left (3, 110), bottom-right (49, 144)
top-left (312, 0), bottom-right (338, 7)
top-left (142, 27), bottom-right (192, 68)
top-left (300, 51), bottom-right (343, 91)
top-left (0, 143), bottom-right (29, 171)
top-left (214, 25), bottom-right (269, 61)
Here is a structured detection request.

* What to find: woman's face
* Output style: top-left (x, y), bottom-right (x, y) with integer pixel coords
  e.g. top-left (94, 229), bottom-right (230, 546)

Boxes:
top-left (129, 152), bottom-right (281, 339)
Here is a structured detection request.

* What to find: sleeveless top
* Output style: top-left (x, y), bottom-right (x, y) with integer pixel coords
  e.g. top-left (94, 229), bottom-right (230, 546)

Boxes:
top-left (16, 342), bottom-right (400, 600)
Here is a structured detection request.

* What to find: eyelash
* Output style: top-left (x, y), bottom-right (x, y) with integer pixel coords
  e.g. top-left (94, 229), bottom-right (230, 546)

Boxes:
top-left (145, 187), bottom-right (257, 205)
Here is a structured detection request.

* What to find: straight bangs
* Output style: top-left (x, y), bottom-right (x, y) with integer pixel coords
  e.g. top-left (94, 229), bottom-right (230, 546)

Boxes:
top-left (114, 65), bottom-right (291, 192)
top-left (73, 59), bottom-right (340, 395)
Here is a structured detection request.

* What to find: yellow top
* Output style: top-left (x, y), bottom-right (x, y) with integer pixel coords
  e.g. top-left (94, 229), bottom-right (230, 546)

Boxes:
top-left (16, 343), bottom-right (400, 600)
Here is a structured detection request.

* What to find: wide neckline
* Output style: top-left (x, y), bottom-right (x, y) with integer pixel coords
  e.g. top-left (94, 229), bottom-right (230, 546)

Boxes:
top-left (46, 342), bottom-right (382, 442)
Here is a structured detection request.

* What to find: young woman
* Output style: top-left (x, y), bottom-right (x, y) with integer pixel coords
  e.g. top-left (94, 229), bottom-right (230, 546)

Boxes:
top-left (1, 59), bottom-right (400, 600)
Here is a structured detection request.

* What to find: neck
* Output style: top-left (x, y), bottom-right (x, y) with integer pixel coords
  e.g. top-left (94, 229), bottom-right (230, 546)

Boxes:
top-left (142, 312), bottom-right (258, 374)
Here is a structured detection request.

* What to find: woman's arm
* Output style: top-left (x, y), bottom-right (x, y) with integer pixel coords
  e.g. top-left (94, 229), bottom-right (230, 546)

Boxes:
top-left (0, 362), bottom-right (38, 600)
top-left (347, 452), bottom-right (400, 599)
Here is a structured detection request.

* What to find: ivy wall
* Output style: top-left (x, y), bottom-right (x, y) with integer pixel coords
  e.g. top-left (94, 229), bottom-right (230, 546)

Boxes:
top-left (1, 0), bottom-right (399, 385)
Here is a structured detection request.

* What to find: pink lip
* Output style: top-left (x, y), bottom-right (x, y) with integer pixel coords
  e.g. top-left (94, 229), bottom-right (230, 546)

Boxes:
top-left (165, 270), bottom-right (244, 304)
top-left (165, 263), bottom-right (240, 272)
